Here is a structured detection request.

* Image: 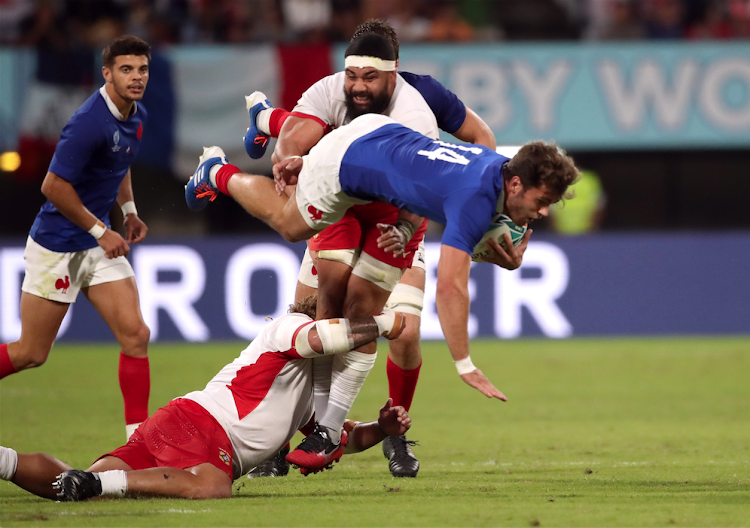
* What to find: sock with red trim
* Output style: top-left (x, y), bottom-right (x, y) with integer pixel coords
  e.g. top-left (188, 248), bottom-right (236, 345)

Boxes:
top-left (119, 352), bottom-right (150, 426)
top-left (214, 164), bottom-right (241, 196)
top-left (0, 344), bottom-right (17, 380)
top-left (386, 356), bottom-right (421, 412)
top-left (268, 108), bottom-right (291, 138)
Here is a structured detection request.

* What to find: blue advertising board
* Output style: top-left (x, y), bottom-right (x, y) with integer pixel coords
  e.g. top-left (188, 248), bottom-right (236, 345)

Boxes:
top-left (335, 42), bottom-right (750, 150)
top-left (1, 233), bottom-right (748, 342)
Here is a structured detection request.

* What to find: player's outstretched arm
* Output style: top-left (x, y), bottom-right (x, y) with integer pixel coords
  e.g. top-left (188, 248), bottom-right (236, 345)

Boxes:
top-left (294, 311), bottom-right (406, 358)
top-left (117, 169), bottom-right (148, 244)
top-left (480, 229), bottom-right (533, 270)
top-left (41, 171), bottom-right (129, 259)
top-left (436, 244), bottom-right (507, 401)
top-left (452, 106), bottom-right (497, 151)
top-left (343, 399), bottom-right (411, 454)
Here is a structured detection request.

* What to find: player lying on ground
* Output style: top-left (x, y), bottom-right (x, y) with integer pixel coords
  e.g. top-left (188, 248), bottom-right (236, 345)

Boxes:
top-left (185, 113), bottom-right (579, 416)
top-left (0, 296), bottom-right (409, 500)
top-left (243, 19), bottom-right (505, 479)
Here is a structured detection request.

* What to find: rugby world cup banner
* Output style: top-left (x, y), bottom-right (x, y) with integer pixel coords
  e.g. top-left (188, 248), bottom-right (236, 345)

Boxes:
top-left (1, 234), bottom-right (748, 342)
top-left (3, 42), bottom-right (750, 173)
top-left (361, 42), bottom-right (750, 150)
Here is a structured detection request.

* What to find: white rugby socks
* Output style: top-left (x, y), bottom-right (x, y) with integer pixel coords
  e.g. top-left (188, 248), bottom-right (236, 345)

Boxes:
top-left (0, 446), bottom-right (18, 481)
top-left (313, 355), bottom-right (334, 420)
top-left (97, 470), bottom-right (128, 497)
top-left (319, 350), bottom-right (377, 445)
top-left (256, 108), bottom-right (274, 136)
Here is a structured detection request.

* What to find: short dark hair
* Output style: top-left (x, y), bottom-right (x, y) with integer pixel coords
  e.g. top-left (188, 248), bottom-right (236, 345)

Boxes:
top-left (102, 35), bottom-right (151, 68)
top-left (505, 141), bottom-right (580, 199)
top-left (351, 19), bottom-right (399, 59)
top-left (346, 30), bottom-right (396, 62)
top-left (289, 294), bottom-right (317, 320)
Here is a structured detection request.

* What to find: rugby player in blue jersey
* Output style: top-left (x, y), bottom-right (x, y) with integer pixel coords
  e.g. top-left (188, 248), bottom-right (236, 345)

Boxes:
top-left (185, 113), bottom-right (579, 416)
top-left (0, 36), bottom-right (153, 440)
top-left (241, 21), bottom-right (504, 478)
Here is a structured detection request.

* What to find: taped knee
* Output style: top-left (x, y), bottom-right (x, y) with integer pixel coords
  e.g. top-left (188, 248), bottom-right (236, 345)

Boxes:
top-left (385, 283), bottom-right (424, 317)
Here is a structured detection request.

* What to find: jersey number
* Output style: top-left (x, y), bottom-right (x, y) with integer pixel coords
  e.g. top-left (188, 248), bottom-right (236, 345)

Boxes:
top-left (417, 141), bottom-right (483, 166)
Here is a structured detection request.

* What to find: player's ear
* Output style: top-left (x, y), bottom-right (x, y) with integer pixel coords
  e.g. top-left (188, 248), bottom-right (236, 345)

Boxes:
top-left (102, 66), bottom-right (112, 83)
top-left (508, 175), bottom-right (524, 195)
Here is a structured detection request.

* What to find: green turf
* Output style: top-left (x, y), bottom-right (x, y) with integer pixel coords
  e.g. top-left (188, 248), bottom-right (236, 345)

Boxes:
top-left (2, 338), bottom-right (749, 527)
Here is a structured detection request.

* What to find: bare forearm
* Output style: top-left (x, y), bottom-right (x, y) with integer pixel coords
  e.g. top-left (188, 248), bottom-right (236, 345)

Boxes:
top-left (116, 170), bottom-right (135, 206)
top-left (436, 281), bottom-right (471, 361)
top-left (41, 172), bottom-right (100, 230)
top-left (343, 420), bottom-right (385, 453)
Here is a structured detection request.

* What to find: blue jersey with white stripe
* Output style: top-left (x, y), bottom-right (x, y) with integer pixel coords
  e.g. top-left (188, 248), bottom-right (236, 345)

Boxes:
top-left (339, 122), bottom-right (507, 254)
top-left (400, 72), bottom-right (466, 134)
top-left (30, 89), bottom-right (147, 252)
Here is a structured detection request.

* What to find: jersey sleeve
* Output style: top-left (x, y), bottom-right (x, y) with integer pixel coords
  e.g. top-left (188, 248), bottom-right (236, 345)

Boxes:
top-left (292, 76), bottom-right (337, 127)
top-left (266, 314), bottom-right (315, 357)
top-left (48, 112), bottom-right (102, 184)
top-left (399, 72), bottom-right (467, 134)
top-left (441, 190), bottom-right (495, 254)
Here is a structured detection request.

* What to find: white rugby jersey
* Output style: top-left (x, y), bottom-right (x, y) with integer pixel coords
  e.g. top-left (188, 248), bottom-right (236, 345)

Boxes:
top-left (183, 313), bottom-right (315, 479)
top-left (292, 71), bottom-right (439, 140)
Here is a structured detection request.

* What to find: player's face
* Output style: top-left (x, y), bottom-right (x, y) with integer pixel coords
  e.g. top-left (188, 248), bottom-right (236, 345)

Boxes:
top-left (504, 177), bottom-right (559, 226)
top-left (103, 55), bottom-right (150, 103)
top-left (344, 67), bottom-right (395, 120)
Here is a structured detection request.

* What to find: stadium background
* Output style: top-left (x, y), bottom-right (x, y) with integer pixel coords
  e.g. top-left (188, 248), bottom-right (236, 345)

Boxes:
top-left (1, 0), bottom-right (749, 341)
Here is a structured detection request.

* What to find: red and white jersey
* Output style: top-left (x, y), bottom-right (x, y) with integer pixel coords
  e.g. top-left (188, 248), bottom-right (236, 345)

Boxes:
top-left (292, 71), bottom-right (440, 140)
top-left (183, 313), bottom-right (315, 479)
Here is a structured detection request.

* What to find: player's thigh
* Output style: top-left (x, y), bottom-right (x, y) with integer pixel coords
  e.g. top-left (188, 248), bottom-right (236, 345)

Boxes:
top-left (13, 293), bottom-right (69, 361)
top-left (83, 277), bottom-right (149, 350)
top-left (314, 255), bottom-right (354, 319)
top-left (187, 462), bottom-right (233, 499)
top-left (87, 455), bottom-right (134, 472)
top-left (343, 274), bottom-right (393, 318)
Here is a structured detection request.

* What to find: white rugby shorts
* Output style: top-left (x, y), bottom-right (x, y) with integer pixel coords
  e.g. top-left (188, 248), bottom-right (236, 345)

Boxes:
top-left (294, 114), bottom-right (397, 231)
top-left (21, 236), bottom-right (135, 303)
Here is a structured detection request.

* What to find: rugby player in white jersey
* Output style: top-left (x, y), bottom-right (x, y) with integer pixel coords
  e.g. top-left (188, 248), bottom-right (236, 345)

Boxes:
top-left (236, 23), bottom-right (517, 479)
top-left (0, 296), bottom-right (410, 501)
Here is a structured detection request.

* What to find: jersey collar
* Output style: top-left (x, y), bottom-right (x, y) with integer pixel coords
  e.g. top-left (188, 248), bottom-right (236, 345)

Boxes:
top-left (99, 85), bottom-right (138, 121)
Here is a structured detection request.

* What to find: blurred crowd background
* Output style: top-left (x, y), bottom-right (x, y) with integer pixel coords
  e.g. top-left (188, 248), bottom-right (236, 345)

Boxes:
top-left (1, 0), bottom-right (749, 238)
top-left (2, 0), bottom-right (750, 47)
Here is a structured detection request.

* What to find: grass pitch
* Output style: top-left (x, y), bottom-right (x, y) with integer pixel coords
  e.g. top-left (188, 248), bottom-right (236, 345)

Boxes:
top-left (1, 337), bottom-right (749, 527)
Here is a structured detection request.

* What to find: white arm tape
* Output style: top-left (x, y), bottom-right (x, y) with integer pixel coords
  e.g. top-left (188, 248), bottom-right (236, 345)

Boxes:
top-left (121, 201), bottom-right (137, 217)
top-left (88, 221), bottom-right (106, 240)
top-left (455, 356), bottom-right (477, 375)
top-left (373, 310), bottom-right (396, 336)
top-left (316, 319), bottom-right (355, 355)
top-left (294, 324), bottom-right (317, 358)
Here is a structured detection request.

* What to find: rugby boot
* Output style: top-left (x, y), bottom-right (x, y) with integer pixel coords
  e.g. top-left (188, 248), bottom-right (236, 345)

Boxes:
top-left (382, 435), bottom-right (420, 478)
top-left (244, 91), bottom-right (273, 159)
top-left (185, 146), bottom-right (228, 211)
top-left (247, 446), bottom-right (290, 478)
top-left (286, 423), bottom-right (343, 475)
top-left (53, 470), bottom-right (103, 501)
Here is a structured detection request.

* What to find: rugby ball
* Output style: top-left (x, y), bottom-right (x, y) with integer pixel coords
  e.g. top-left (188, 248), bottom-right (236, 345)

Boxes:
top-left (471, 213), bottom-right (527, 262)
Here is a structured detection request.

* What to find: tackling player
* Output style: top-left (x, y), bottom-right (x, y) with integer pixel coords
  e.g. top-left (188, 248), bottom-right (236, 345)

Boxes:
top-left (0, 296), bottom-right (409, 501)
top-left (184, 114), bottom-right (580, 472)
top-left (242, 20), bottom-right (506, 479)
top-left (0, 36), bottom-right (152, 440)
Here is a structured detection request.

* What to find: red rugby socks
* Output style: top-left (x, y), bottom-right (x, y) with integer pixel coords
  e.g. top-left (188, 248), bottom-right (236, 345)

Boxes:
top-left (386, 356), bottom-right (421, 412)
top-left (118, 352), bottom-right (150, 425)
top-left (0, 344), bottom-right (17, 379)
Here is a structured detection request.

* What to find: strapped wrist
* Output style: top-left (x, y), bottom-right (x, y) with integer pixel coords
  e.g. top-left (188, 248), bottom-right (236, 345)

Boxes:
top-left (88, 220), bottom-right (107, 240)
top-left (121, 201), bottom-right (137, 217)
top-left (455, 356), bottom-right (477, 375)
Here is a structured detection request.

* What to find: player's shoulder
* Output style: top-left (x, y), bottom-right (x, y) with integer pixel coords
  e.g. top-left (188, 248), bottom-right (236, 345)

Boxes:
top-left (306, 71), bottom-right (345, 96)
top-left (68, 90), bottom-right (106, 125)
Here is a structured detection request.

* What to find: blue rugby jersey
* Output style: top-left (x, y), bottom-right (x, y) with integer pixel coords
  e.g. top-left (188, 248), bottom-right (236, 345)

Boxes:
top-left (30, 86), bottom-right (147, 252)
top-left (400, 72), bottom-right (466, 134)
top-left (338, 120), bottom-right (508, 255)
